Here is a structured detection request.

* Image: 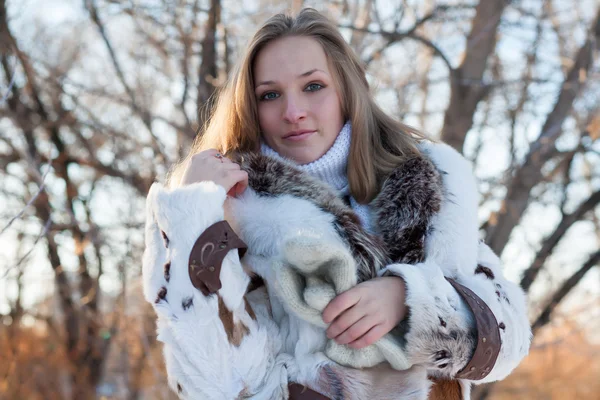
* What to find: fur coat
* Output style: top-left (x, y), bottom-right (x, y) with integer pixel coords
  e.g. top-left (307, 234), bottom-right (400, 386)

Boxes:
top-left (142, 141), bottom-right (531, 399)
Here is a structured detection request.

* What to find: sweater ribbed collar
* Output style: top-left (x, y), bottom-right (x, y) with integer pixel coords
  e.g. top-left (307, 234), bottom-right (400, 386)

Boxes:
top-left (259, 122), bottom-right (375, 232)
top-left (260, 121), bottom-right (351, 194)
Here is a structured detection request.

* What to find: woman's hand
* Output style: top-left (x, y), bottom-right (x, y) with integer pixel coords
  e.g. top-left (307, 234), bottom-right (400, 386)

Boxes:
top-left (180, 149), bottom-right (248, 197)
top-left (322, 276), bottom-right (408, 349)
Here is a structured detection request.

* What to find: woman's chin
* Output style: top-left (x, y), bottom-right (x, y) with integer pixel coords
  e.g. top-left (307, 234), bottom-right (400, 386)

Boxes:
top-left (285, 150), bottom-right (320, 165)
top-left (272, 142), bottom-right (327, 165)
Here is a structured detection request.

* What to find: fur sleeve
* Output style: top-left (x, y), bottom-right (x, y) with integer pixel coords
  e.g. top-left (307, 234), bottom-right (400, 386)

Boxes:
top-left (141, 182), bottom-right (290, 399)
top-left (379, 141), bottom-right (532, 383)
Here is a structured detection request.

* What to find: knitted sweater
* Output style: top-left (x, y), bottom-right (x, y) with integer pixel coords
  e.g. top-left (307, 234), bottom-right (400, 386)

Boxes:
top-left (261, 121), bottom-right (373, 232)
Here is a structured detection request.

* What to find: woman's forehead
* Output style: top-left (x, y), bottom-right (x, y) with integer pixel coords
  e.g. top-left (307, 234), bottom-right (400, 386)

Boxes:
top-left (253, 36), bottom-right (331, 84)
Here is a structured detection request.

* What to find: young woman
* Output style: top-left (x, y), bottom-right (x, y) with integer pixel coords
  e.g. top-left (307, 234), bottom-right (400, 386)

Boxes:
top-left (149, 8), bottom-right (531, 399)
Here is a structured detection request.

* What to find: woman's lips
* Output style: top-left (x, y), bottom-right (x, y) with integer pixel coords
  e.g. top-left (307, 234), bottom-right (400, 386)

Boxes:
top-left (283, 130), bottom-right (316, 141)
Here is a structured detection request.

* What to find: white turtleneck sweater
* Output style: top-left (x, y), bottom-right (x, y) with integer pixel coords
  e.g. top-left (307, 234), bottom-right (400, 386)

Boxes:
top-left (260, 122), bottom-right (374, 232)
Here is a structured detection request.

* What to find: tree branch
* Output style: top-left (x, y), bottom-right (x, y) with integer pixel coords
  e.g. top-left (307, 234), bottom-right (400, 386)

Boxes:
top-left (532, 249), bottom-right (600, 332)
top-left (84, 0), bottom-right (166, 158)
top-left (343, 4), bottom-right (460, 68)
top-left (520, 190), bottom-right (600, 292)
top-left (441, 0), bottom-right (508, 152)
top-left (197, 0), bottom-right (221, 128)
top-left (485, 8), bottom-right (600, 255)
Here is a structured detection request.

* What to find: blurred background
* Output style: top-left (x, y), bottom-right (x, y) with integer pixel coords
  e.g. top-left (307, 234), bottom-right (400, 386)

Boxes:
top-left (0, 0), bottom-right (599, 398)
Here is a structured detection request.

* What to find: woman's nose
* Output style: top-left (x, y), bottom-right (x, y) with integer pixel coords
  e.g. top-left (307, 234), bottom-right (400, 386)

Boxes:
top-left (283, 95), bottom-right (307, 123)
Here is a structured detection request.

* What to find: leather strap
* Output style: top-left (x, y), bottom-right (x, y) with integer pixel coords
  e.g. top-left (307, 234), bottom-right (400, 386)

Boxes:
top-left (188, 220), bottom-right (247, 296)
top-left (446, 278), bottom-right (501, 381)
top-left (288, 383), bottom-right (330, 400)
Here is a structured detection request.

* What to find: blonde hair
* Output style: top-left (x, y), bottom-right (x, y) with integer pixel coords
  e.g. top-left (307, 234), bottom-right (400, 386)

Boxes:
top-left (169, 8), bottom-right (429, 203)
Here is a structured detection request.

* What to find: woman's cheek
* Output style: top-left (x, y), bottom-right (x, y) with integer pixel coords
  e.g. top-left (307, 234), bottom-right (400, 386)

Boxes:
top-left (258, 106), bottom-right (278, 136)
top-left (315, 90), bottom-right (338, 113)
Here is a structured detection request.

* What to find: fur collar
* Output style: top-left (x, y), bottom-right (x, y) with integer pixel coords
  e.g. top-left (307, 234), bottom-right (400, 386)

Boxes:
top-left (234, 143), bottom-right (443, 279)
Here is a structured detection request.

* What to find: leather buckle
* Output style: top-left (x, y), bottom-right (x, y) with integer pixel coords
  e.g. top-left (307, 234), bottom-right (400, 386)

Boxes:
top-left (188, 220), bottom-right (247, 296)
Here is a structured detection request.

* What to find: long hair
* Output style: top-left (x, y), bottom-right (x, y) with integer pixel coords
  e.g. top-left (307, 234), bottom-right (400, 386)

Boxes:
top-left (168, 8), bottom-right (429, 203)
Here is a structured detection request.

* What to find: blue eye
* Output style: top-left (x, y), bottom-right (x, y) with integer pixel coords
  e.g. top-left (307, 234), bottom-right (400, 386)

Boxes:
top-left (305, 83), bottom-right (323, 92)
top-left (260, 92), bottom-right (279, 101)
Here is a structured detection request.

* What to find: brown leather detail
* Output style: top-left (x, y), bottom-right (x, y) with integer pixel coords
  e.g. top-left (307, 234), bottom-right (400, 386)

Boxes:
top-left (188, 220), bottom-right (247, 296)
top-left (446, 278), bottom-right (501, 381)
top-left (428, 378), bottom-right (462, 400)
top-left (288, 383), bottom-right (331, 400)
top-left (218, 295), bottom-right (250, 347)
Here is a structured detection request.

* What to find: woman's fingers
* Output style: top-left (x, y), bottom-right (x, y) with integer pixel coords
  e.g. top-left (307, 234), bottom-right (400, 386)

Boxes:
top-left (199, 148), bottom-right (219, 157)
top-left (181, 149), bottom-right (248, 196)
top-left (322, 287), bottom-right (360, 324)
top-left (225, 170), bottom-right (248, 197)
top-left (213, 153), bottom-right (234, 165)
top-left (232, 171), bottom-right (249, 196)
top-left (334, 315), bottom-right (380, 345)
top-left (347, 323), bottom-right (387, 349)
top-left (326, 304), bottom-right (365, 339)
top-left (219, 162), bottom-right (241, 171)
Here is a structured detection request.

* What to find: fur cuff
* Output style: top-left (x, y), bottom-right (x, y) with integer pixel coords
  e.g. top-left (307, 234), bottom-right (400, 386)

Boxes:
top-left (380, 243), bottom-right (532, 383)
top-left (379, 262), bottom-right (477, 379)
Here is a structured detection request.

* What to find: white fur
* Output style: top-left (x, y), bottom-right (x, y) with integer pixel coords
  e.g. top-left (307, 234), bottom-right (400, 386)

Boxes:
top-left (143, 182), bottom-right (291, 399)
top-left (142, 142), bottom-right (531, 399)
top-left (226, 189), bottom-right (347, 374)
top-left (379, 142), bottom-right (532, 396)
top-left (419, 141), bottom-right (480, 271)
top-left (143, 181), bottom-right (434, 399)
top-left (226, 189), bottom-right (345, 258)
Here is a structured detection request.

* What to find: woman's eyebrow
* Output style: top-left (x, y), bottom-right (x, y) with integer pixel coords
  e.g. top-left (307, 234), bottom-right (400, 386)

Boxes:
top-left (256, 80), bottom-right (275, 88)
top-left (255, 69), bottom-right (327, 89)
top-left (299, 68), bottom-right (326, 78)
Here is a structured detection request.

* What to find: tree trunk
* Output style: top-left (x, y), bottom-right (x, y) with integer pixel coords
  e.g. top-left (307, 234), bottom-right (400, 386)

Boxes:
top-left (197, 0), bottom-right (221, 127)
top-left (441, 0), bottom-right (508, 152)
top-left (485, 9), bottom-right (600, 255)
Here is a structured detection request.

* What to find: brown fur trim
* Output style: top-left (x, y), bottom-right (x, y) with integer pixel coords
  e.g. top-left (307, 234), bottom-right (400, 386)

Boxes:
top-left (428, 378), bottom-right (462, 400)
top-left (218, 295), bottom-right (250, 347)
top-left (247, 274), bottom-right (265, 292)
top-left (373, 156), bottom-right (442, 264)
top-left (155, 286), bottom-right (167, 303)
top-left (164, 261), bottom-right (171, 282)
top-left (235, 152), bottom-right (446, 281)
top-left (318, 364), bottom-right (346, 400)
top-left (236, 152), bottom-right (389, 282)
top-left (244, 296), bottom-right (257, 321)
top-left (474, 265), bottom-right (495, 279)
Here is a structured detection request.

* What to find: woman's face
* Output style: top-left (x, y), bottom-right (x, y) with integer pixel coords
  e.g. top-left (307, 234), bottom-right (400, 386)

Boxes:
top-left (253, 36), bottom-right (345, 164)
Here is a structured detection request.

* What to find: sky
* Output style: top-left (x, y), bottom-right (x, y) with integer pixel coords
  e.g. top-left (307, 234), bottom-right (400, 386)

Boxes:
top-left (1, 0), bottom-right (598, 333)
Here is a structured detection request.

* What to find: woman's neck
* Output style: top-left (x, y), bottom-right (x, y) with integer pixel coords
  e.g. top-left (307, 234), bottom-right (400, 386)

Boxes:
top-left (260, 121), bottom-right (351, 193)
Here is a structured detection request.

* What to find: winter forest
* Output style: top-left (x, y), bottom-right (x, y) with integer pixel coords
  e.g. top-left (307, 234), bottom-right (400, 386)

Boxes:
top-left (0, 0), bottom-right (599, 398)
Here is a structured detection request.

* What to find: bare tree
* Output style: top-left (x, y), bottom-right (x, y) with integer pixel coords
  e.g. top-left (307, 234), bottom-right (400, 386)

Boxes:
top-left (441, 0), bottom-right (508, 153)
top-left (1, 0), bottom-right (598, 398)
top-left (0, 0), bottom-right (224, 397)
